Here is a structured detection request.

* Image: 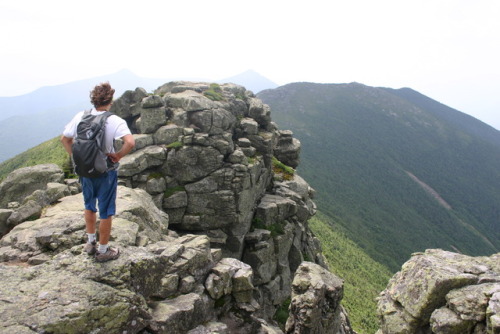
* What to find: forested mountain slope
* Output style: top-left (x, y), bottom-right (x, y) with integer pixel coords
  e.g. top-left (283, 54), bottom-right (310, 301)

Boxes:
top-left (259, 82), bottom-right (500, 271)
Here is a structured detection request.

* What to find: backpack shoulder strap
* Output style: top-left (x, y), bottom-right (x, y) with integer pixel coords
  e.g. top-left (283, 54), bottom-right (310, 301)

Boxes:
top-left (95, 111), bottom-right (114, 123)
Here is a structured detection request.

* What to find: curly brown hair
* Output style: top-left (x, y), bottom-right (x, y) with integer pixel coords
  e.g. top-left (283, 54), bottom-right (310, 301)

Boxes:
top-left (90, 82), bottom-right (115, 108)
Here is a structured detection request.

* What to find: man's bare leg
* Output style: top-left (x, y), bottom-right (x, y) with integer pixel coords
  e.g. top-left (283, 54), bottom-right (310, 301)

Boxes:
top-left (95, 216), bottom-right (120, 261)
top-left (98, 217), bottom-right (112, 246)
top-left (84, 210), bottom-right (97, 254)
top-left (85, 210), bottom-right (97, 234)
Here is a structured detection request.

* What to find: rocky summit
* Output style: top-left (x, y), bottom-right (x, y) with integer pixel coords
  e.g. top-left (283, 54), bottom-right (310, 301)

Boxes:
top-left (0, 82), bottom-right (354, 334)
top-left (2, 81), bottom-right (498, 334)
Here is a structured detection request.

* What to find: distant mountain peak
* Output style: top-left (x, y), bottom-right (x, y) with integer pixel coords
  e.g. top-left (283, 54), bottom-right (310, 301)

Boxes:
top-left (219, 70), bottom-right (278, 94)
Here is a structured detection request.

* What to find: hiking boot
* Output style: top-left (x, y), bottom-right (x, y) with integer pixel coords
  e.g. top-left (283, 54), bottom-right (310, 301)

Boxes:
top-left (84, 241), bottom-right (97, 255)
top-left (95, 247), bottom-right (120, 263)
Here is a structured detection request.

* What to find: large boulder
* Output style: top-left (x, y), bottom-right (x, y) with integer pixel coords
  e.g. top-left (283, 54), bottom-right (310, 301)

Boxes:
top-left (0, 164), bottom-right (64, 208)
top-left (0, 165), bottom-right (73, 237)
top-left (109, 87), bottom-right (148, 119)
top-left (119, 145), bottom-right (167, 177)
top-left (0, 264), bottom-right (149, 334)
top-left (377, 249), bottom-right (500, 334)
top-left (162, 145), bottom-right (224, 183)
top-left (285, 261), bottom-right (344, 334)
top-left (274, 130), bottom-right (301, 168)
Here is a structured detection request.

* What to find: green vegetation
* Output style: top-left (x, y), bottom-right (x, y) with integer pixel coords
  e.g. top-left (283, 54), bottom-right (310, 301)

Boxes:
top-left (147, 172), bottom-right (163, 180)
top-left (273, 298), bottom-right (291, 330)
top-left (0, 136), bottom-right (68, 181)
top-left (164, 186), bottom-right (185, 198)
top-left (309, 213), bottom-right (392, 334)
top-left (166, 141), bottom-right (183, 150)
top-left (235, 91), bottom-right (247, 101)
top-left (251, 218), bottom-right (285, 237)
top-left (267, 222), bottom-right (285, 237)
top-left (260, 82), bottom-right (500, 271)
top-left (272, 156), bottom-right (294, 181)
top-left (203, 83), bottom-right (224, 101)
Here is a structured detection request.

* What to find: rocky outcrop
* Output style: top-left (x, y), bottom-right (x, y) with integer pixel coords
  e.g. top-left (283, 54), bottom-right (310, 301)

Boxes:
top-left (0, 82), bottom-right (353, 334)
top-left (0, 164), bottom-right (80, 237)
top-left (286, 262), bottom-right (348, 334)
top-left (377, 249), bottom-right (500, 334)
top-left (109, 82), bottom-right (328, 321)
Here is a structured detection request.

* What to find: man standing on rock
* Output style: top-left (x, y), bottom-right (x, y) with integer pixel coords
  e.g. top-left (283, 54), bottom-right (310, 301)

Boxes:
top-left (61, 82), bottom-right (135, 262)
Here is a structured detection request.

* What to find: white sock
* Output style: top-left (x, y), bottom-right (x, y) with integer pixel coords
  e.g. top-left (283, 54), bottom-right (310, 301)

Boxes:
top-left (87, 233), bottom-right (96, 244)
top-left (98, 244), bottom-right (109, 254)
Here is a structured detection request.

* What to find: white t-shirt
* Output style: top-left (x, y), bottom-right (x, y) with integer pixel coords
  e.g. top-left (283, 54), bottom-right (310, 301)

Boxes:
top-left (62, 108), bottom-right (131, 154)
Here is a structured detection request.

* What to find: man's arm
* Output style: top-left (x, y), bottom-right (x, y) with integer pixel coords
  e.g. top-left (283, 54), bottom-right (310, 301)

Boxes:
top-left (61, 135), bottom-right (74, 155)
top-left (107, 134), bottom-right (135, 163)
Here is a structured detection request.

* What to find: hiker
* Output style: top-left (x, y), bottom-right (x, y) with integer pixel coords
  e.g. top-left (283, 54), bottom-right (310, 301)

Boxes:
top-left (61, 82), bottom-right (135, 262)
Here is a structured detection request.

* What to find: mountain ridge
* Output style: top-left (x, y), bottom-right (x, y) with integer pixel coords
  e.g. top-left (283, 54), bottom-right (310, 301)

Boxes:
top-left (258, 82), bottom-right (500, 271)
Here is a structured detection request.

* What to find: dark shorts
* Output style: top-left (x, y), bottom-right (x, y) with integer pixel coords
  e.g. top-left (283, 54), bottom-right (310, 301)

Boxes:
top-left (81, 170), bottom-right (118, 219)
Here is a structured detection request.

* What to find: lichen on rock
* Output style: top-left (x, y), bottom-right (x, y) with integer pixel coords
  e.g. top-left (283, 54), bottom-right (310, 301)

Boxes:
top-left (377, 249), bottom-right (500, 334)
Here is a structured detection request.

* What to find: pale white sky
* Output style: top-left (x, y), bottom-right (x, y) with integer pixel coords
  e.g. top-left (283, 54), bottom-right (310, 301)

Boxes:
top-left (1, 0), bottom-right (499, 129)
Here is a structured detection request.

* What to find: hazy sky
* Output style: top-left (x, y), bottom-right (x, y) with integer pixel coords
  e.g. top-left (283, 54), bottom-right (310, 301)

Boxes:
top-left (1, 0), bottom-right (499, 129)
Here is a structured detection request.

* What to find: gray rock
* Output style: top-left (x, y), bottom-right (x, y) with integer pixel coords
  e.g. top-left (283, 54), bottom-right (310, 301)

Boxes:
top-left (190, 108), bottom-right (237, 135)
top-left (156, 82), bottom-right (206, 95)
top-left (248, 98), bottom-right (271, 128)
top-left (139, 107), bottom-right (167, 134)
top-left (430, 307), bottom-right (474, 334)
top-left (0, 186), bottom-right (168, 263)
top-left (163, 146), bottom-right (224, 183)
top-left (205, 257), bottom-right (254, 302)
top-left (116, 133), bottom-right (155, 153)
top-left (110, 87), bottom-right (148, 118)
top-left (274, 130), bottom-right (301, 168)
top-left (142, 94), bottom-right (165, 108)
top-left (168, 107), bottom-right (190, 128)
top-left (6, 200), bottom-right (43, 228)
top-left (247, 131), bottom-right (275, 156)
top-left (254, 194), bottom-right (297, 227)
top-left (488, 292), bottom-right (500, 333)
top-left (150, 293), bottom-right (214, 334)
top-left (0, 265), bottom-right (149, 334)
top-left (179, 275), bottom-right (197, 294)
top-left (154, 124), bottom-right (184, 145)
top-left (0, 209), bottom-right (13, 236)
top-left (163, 190), bottom-right (188, 209)
top-left (146, 176), bottom-right (167, 194)
top-left (237, 137), bottom-right (252, 148)
top-left (228, 149), bottom-right (248, 165)
top-left (183, 190), bottom-right (237, 230)
top-left (151, 274), bottom-right (180, 299)
top-left (45, 182), bottom-right (71, 203)
top-left (187, 322), bottom-right (229, 334)
top-left (166, 90), bottom-right (222, 111)
top-left (240, 117), bottom-right (259, 135)
top-left (446, 283), bottom-right (500, 322)
top-left (378, 249), bottom-right (500, 334)
top-left (243, 238), bottom-right (277, 285)
top-left (119, 145), bottom-right (167, 177)
top-left (0, 164), bottom-right (64, 208)
top-left (285, 262), bottom-right (344, 334)
top-left (385, 251), bottom-right (479, 321)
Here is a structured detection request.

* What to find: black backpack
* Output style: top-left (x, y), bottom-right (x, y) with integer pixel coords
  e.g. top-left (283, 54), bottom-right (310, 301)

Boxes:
top-left (72, 110), bottom-right (114, 178)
